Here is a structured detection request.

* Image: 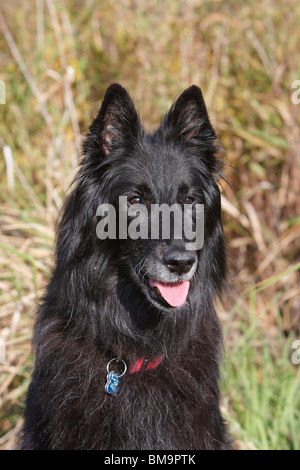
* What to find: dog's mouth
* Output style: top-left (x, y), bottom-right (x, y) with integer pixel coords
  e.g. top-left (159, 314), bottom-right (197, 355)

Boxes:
top-left (148, 278), bottom-right (190, 308)
top-left (137, 271), bottom-right (190, 309)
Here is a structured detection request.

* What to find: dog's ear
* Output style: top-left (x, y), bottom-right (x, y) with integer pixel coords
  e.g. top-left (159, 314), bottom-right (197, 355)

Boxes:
top-left (84, 84), bottom-right (141, 158)
top-left (162, 85), bottom-right (216, 147)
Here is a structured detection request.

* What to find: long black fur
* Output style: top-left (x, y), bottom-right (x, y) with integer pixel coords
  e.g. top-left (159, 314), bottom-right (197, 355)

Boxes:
top-left (22, 84), bottom-right (231, 450)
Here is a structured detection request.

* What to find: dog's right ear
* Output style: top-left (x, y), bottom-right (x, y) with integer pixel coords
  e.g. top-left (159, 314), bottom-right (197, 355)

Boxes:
top-left (162, 85), bottom-right (216, 148)
top-left (84, 84), bottom-right (141, 159)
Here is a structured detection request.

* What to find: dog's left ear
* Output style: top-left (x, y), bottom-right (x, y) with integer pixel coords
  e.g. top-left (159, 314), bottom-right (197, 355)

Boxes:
top-left (162, 85), bottom-right (216, 147)
top-left (84, 83), bottom-right (141, 159)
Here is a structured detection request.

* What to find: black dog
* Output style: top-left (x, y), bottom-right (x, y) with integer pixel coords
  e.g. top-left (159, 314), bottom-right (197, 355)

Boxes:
top-left (22, 84), bottom-right (230, 450)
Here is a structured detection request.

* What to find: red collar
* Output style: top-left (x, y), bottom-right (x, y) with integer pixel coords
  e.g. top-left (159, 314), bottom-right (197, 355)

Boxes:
top-left (107, 345), bottom-right (164, 374)
top-left (129, 355), bottom-right (164, 374)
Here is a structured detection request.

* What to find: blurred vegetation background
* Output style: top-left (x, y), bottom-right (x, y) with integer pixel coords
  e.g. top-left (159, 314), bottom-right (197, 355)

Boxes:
top-left (0, 0), bottom-right (299, 450)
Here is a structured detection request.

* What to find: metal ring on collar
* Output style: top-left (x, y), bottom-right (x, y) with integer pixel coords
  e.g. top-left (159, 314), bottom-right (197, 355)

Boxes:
top-left (106, 358), bottom-right (127, 377)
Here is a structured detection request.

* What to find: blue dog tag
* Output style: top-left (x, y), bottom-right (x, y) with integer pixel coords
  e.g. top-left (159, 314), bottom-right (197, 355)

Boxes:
top-left (105, 358), bottom-right (127, 397)
top-left (105, 371), bottom-right (120, 396)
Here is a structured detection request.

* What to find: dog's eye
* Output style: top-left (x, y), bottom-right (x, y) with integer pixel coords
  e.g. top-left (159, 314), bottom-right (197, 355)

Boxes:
top-left (184, 197), bottom-right (194, 205)
top-left (128, 196), bottom-right (142, 206)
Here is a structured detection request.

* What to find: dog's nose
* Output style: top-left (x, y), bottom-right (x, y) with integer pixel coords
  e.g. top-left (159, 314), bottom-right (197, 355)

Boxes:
top-left (163, 249), bottom-right (196, 276)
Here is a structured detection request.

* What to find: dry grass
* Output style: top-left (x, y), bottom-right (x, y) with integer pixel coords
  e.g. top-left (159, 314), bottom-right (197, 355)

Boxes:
top-left (0, 0), bottom-right (299, 450)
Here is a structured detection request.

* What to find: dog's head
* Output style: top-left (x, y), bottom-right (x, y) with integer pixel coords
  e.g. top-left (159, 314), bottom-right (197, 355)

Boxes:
top-left (81, 84), bottom-right (226, 312)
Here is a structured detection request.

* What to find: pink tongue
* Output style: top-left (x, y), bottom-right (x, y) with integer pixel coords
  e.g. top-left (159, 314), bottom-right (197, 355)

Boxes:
top-left (149, 279), bottom-right (190, 307)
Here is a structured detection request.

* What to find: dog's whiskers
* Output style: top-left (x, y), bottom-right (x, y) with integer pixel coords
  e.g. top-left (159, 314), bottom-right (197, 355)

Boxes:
top-left (134, 257), bottom-right (148, 283)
